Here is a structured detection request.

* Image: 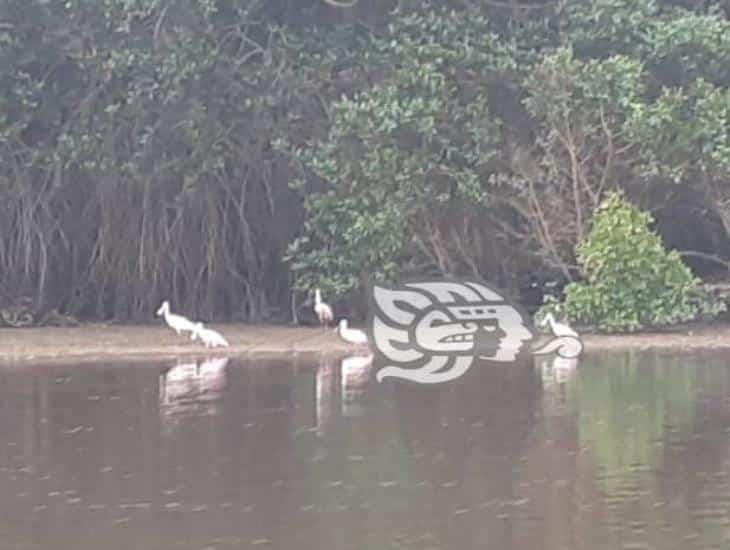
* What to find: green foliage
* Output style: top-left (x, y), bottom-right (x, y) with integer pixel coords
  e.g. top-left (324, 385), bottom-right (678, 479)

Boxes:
top-left (0, 0), bottom-right (316, 320)
top-left (524, 48), bottom-right (646, 127)
top-left (1, 0), bottom-right (730, 320)
top-left (538, 191), bottom-right (725, 332)
top-left (627, 79), bottom-right (730, 182)
top-left (564, 0), bottom-right (659, 56)
top-left (514, 48), bottom-right (648, 269)
top-left (499, 1), bottom-right (730, 276)
top-left (281, 7), bottom-right (513, 296)
top-left (643, 9), bottom-right (730, 86)
top-left (281, 1), bottom-right (730, 303)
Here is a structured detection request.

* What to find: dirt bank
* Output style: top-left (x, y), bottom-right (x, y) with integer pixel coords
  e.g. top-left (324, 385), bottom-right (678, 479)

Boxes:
top-left (1, 321), bottom-right (730, 364)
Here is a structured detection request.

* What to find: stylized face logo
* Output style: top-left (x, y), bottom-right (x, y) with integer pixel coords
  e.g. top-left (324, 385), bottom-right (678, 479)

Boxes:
top-left (367, 279), bottom-right (536, 383)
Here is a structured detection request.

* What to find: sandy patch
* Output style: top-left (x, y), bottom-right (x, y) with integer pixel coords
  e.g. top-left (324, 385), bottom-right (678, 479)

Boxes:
top-left (1, 321), bottom-right (729, 364)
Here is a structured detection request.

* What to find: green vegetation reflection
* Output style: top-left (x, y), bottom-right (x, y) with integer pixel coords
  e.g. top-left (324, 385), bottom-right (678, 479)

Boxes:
top-left (577, 353), bottom-right (696, 495)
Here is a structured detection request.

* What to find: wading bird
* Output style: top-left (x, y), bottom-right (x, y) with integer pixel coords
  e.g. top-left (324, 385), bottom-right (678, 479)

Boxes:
top-left (313, 288), bottom-right (334, 330)
top-left (336, 319), bottom-right (369, 346)
top-left (540, 312), bottom-right (579, 339)
top-left (156, 300), bottom-right (196, 335)
top-left (190, 322), bottom-right (230, 348)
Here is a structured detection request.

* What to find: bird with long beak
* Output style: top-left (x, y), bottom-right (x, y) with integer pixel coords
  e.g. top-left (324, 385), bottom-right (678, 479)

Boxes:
top-left (335, 319), bottom-right (368, 347)
top-left (313, 288), bottom-right (334, 330)
top-left (156, 300), bottom-right (196, 335)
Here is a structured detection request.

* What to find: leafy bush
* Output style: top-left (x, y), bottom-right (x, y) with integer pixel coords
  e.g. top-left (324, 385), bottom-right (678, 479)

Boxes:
top-left (279, 7), bottom-right (515, 298)
top-left (537, 191), bottom-right (725, 332)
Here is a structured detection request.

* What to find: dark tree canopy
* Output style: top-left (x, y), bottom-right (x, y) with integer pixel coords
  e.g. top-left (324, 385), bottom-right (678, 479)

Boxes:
top-left (0, 0), bottom-right (728, 325)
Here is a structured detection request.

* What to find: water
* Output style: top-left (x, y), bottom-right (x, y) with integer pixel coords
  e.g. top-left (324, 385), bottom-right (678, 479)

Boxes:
top-left (1, 352), bottom-right (730, 549)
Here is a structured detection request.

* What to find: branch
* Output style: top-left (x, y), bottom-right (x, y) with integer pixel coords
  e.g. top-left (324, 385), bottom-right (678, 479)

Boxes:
top-left (595, 105), bottom-right (614, 203)
top-left (676, 250), bottom-right (730, 271)
top-left (153, 3), bottom-right (170, 51)
top-left (526, 179), bottom-right (573, 280)
top-left (449, 223), bottom-right (480, 277)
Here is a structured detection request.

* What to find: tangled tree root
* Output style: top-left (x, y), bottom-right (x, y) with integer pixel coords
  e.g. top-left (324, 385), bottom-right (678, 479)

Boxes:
top-left (0, 297), bottom-right (80, 328)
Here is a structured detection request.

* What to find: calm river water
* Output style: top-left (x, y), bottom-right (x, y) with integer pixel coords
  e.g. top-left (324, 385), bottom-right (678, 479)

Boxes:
top-left (1, 352), bottom-right (730, 549)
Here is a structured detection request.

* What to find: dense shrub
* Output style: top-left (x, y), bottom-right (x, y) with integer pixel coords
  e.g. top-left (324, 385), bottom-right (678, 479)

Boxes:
top-left (537, 191), bottom-right (725, 332)
top-left (278, 8), bottom-right (515, 297)
top-left (284, 3), bottom-right (730, 304)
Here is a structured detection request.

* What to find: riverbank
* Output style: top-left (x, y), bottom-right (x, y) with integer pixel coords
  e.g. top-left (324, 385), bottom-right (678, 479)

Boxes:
top-left (1, 321), bottom-right (730, 364)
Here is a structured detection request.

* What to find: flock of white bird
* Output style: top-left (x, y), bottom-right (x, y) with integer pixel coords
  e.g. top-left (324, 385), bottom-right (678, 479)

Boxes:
top-left (156, 288), bottom-right (369, 349)
top-left (157, 289), bottom-right (577, 353)
top-left (156, 300), bottom-right (230, 348)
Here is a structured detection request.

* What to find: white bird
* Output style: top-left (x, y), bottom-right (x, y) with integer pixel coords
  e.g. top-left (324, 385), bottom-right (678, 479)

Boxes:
top-left (156, 300), bottom-right (197, 335)
top-left (313, 288), bottom-right (334, 330)
top-left (540, 312), bottom-right (579, 338)
top-left (190, 322), bottom-right (229, 348)
top-left (336, 319), bottom-right (369, 346)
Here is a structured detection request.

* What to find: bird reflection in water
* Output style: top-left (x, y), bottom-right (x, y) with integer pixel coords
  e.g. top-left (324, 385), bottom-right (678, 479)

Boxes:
top-left (539, 355), bottom-right (579, 413)
top-left (315, 355), bottom-right (336, 436)
top-left (158, 356), bottom-right (229, 419)
top-left (341, 353), bottom-right (373, 418)
top-left (315, 352), bottom-right (374, 434)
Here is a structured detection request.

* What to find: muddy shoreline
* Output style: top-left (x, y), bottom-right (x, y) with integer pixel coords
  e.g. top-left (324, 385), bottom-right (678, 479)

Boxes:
top-left (1, 321), bottom-right (730, 364)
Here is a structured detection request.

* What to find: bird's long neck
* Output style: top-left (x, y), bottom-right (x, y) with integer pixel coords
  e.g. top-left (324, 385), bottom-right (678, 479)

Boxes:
top-left (315, 289), bottom-right (322, 305)
top-left (161, 303), bottom-right (170, 318)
